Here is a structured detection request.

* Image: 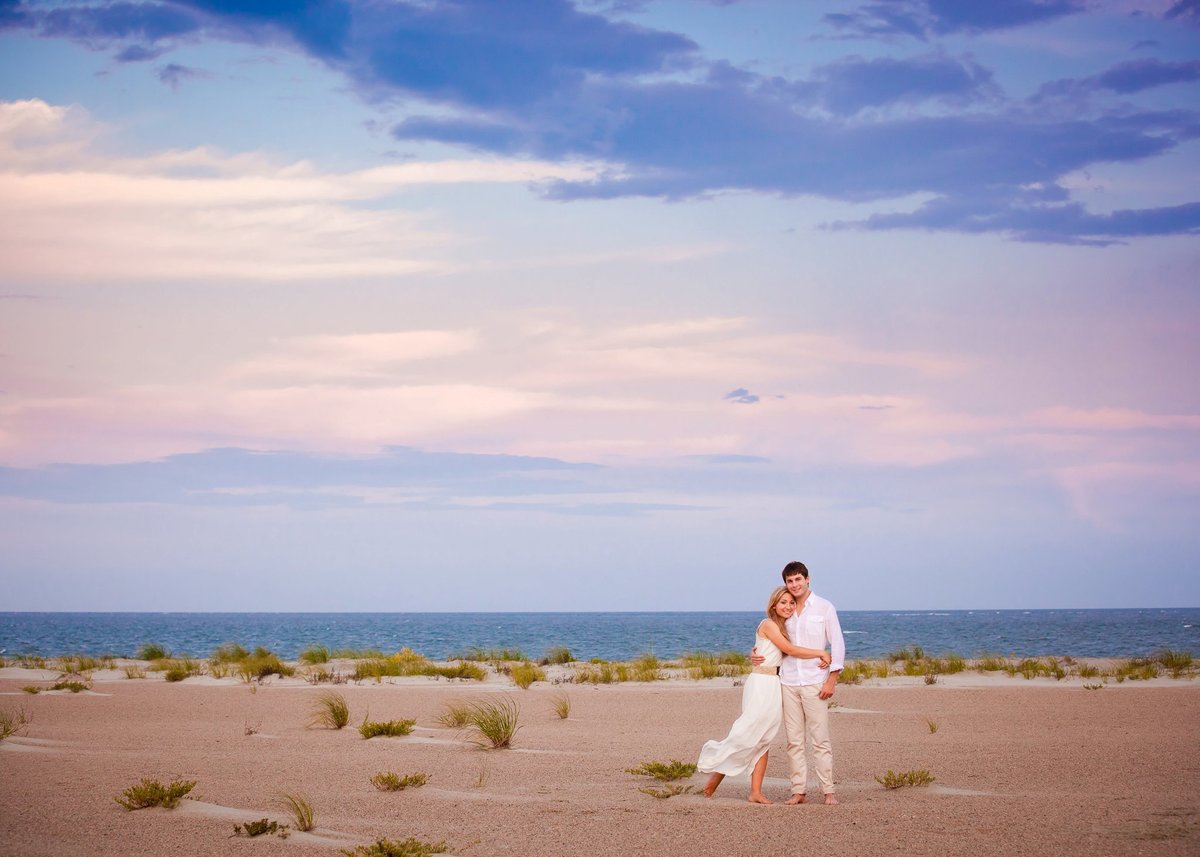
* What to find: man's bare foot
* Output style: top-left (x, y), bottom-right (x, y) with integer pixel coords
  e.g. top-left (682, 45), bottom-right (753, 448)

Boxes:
top-left (703, 773), bottom-right (724, 798)
top-left (823, 793), bottom-right (839, 805)
top-left (783, 793), bottom-right (806, 805)
top-left (747, 793), bottom-right (773, 805)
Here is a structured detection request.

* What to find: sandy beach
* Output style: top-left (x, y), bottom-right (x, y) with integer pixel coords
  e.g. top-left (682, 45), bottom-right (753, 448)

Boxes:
top-left (1, 664), bottom-right (1198, 856)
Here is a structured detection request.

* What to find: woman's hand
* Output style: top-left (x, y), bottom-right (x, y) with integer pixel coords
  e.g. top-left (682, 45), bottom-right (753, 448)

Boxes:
top-left (818, 652), bottom-right (831, 669)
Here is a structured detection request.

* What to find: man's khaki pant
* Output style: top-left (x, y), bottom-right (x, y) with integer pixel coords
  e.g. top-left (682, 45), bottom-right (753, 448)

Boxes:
top-left (781, 683), bottom-right (834, 795)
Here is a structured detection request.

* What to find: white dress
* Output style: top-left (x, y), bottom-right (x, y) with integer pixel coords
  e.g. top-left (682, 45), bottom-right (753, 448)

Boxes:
top-left (697, 633), bottom-right (783, 776)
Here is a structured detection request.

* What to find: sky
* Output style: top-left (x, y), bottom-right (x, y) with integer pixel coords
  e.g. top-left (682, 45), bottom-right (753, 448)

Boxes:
top-left (0, 0), bottom-right (1198, 612)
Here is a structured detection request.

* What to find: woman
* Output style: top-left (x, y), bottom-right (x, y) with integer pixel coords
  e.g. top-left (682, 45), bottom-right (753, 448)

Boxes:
top-left (697, 586), bottom-right (831, 804)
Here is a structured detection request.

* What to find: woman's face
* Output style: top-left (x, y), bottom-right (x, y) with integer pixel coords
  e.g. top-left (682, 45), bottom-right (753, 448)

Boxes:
top-left (774, 593), bottom-right (796, 619)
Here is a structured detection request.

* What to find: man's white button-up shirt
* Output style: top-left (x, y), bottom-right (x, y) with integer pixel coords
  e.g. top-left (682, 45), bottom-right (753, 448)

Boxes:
top-left (779, 591), bottom-right (845, 687)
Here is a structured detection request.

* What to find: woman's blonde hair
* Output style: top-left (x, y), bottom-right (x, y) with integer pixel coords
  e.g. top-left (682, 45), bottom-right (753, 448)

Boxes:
top-left (766, 586), bottom-right (794, 637)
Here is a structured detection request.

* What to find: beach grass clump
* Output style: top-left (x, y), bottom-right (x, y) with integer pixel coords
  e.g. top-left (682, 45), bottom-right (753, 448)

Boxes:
top-left (359, 717), bottom-right (416, 739)
top-left (13, 653), bottom-right (47, 669)
top-left (436, 701), bottom-right (472, 728)
top-left (0, 706), bottom-right (31, 740)
top-left (681, 651), bottom-right (751, 679)
top-left (976, 654), bottom-right (1013, 672)
top-left (340, 837), bottom-right (448, 857)
top-left (161, 658), bottom-right (202, 683)
top-left (371, 771), bottom-right (428, 791)
top-left (52, 679), bottom-right (91, 692)
top-left (233, 818), bottom-right (289, 838)
top-left (115, 778), bottom-right (197, 810)
top-left (838, 662), bottom-right (865, 685)
top-left (639, 784), bottom-right (695, 799)
top-left (876, 769), bottom-right (935, 789)
top-left (303, 666), bottom-right (347, 685)
top-left (136, 643), bottom-right (170, 661)
top-left (453, 646), bottom-right (527, 664)
top-left (926, 719), bottom-right (939, 733)
top-left (56, 654), bottom-right (111, 673)
top-left (541, 646), bottom-right (574, 665)
top-left (572, 661), bottom-right (628, 684)
top-left (210, 643), bottom-right (251, 664)
top-left (299, 645), bottom-right (331, 665)
top-left (236, 648), bottom-right (295, 682)
top-left (923, 671), bottom-right (938, 685)
top-left (309, 691), bottom-right (350, 730)
top-left (333, 648), bottom-right (386, 659)
top-left (124, 664), bottom-right (147, 679)
top-left (275, 792), bottom-right (315, 831)
top-left (1154, 649), bottom-right (1194, 676)
top-left (1077, 663), bottom-right (1102, 679)
top-left (632, 653), bottom-right (665, 682)
top-left (551, 693), bottom-right (571, 720)
top-left (22, 686), bottom-right (42, 694)
top-left (352, 649), bottom-right (486, 683)
top-left (625, 759), bottom-right (697, 782)
top-left (1113, 657), bottom-right (1159, 682)
top-left (939, 654), bottom-right (967, 674)
top-left (509, 662), bottom-right (546, 689)
top-left (463, 696), bottom-right (521, 749)
top-left (888, 645), bottom-right (925, 662)
top-left (1083, 682), bottom-right (1105, 691)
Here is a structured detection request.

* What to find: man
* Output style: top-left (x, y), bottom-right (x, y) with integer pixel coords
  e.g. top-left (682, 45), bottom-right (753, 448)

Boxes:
top-left (755, 560), bottom-right (845, 805)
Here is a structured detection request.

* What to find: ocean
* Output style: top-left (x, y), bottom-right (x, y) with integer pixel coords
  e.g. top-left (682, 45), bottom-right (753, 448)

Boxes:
top-left (1, 609), bottom-right (1197, 661)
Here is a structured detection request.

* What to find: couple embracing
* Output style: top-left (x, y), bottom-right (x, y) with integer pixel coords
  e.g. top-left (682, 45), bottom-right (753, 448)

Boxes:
top-left (698, 561), bottom-right (845, 805)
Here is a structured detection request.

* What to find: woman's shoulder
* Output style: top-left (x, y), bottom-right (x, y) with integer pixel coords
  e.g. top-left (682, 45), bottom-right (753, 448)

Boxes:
top-left (755, 618), bottom-right (776, 635)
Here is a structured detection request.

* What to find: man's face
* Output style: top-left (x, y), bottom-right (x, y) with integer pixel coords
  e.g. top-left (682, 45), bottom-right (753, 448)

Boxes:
top-left (785, 573), bottom-right (809, 600)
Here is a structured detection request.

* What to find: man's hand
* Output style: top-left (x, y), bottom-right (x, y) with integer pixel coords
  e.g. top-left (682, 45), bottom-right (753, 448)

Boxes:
top-left (818, 672), bottom-right (839, 700)
top-left (749, 645), bottom-right (764, 667)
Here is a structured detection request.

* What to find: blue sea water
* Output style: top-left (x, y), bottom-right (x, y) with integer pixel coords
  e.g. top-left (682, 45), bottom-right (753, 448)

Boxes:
top-left (1, 609), bottom-right (1197, 661)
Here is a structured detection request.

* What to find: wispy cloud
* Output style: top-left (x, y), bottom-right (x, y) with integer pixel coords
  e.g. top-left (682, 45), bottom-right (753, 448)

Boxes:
top-left (0, 98), bottom-right (599, 281)
top-left (8, 1), bottom-right (1199, 243)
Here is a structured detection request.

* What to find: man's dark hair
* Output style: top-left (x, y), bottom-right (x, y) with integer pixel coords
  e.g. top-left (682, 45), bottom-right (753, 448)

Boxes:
top-left (781, 561), bottom-right (809, 581)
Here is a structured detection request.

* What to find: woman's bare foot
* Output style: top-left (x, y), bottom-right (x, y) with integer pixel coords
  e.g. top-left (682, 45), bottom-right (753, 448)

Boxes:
top-left (823, 793), bottom-right (839, 805)
top-left (784, 793), bottom-right (806, 805)
top-left (703, 773), bottom-right (724, 798)
top-left (747, 793), bottom-right (773, 805)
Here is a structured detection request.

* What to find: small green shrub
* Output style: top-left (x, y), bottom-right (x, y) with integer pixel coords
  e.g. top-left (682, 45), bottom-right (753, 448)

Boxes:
top-left (136, 643), bottom-right (170, 661)
top-left (0, 706), bottom-right (31, 740)
top-left (115, 778), bottom-right (197, 809)
top-left (359, 718), bottom-right (416, 739)
top-left (340, 837), bottom-right (448, 857)
top-left (464, 696), bottom-right (520, 749)
top-left (625, 759), bottom-right (697, 781)
top-left (876, 769), bottom-right (935, 789)
top-left (509, 662), bottom-right (546, 689)
top-left (233, 818), bottom-right (289, 838)
top-left (309, 691), bottom-right (350, 729)
top-left (542, 646), bottom-right (574, 665)
top-left (639, 784), bottom-right (695, 798)
top-left (276, 792), bottom-right (314, 831)
top-left (371, 771), bottom-right (428, 791)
